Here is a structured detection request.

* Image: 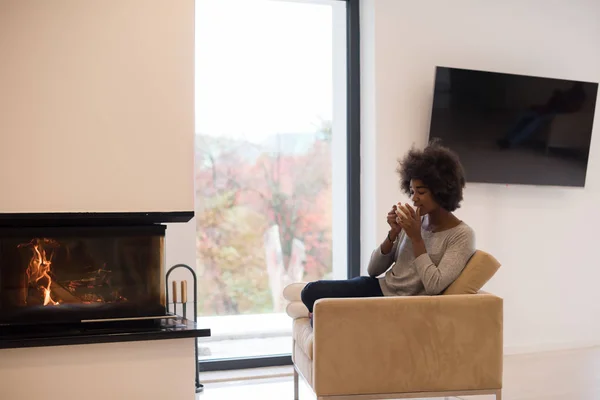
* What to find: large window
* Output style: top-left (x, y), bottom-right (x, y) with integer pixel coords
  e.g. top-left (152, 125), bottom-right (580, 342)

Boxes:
top-left (195, 0), bottom-right (359, 365)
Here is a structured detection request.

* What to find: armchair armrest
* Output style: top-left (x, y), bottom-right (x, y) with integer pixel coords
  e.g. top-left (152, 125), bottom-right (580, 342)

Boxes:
top-left (312, 293), bottom-right (503, 397)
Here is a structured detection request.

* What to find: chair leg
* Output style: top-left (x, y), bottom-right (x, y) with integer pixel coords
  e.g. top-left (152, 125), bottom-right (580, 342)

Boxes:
top-left (293, 368), bottom-right (299, 400)
top-left (496, 389), bottom-right (502, 400)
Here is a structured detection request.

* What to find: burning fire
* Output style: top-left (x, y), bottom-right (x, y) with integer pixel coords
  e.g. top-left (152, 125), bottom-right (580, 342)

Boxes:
top-left (18, 238), bottom-right (59, 306)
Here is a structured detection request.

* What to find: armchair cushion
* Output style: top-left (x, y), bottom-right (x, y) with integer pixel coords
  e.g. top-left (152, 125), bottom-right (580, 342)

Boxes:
top-left (293, 317), bottom-right (314, 360)
top-left (286, 301), bottom-right (310, 319)
top-left (283, 282), bottom-right (307, 302)
top-left (442, 250), bottom-right (500, 295)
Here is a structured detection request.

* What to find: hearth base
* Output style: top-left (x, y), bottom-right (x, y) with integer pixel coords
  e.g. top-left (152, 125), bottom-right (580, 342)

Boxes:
top-left (0, 337), bottom-right (199, 400)
top-left (0, 316), bottom-right (210, 349)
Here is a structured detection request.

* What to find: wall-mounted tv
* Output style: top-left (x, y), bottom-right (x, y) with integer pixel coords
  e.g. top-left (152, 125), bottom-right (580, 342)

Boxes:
top-left (428, 67), bottom-right (598, 187)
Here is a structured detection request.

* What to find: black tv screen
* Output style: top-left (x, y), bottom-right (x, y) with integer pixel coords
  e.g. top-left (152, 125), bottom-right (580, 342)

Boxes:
top-left (428, 67), bottom-right (598, 187)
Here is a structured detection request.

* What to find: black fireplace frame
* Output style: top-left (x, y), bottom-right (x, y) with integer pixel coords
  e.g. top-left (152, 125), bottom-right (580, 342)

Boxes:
top-left (0, 211), bottom-right (193, 227)
top-left (0, 212), bottom-right (192, 327)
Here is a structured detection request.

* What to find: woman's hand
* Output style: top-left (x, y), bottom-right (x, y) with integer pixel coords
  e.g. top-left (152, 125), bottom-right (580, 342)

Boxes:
top-left (380, 205), bottom-right (403, 255)
top-left (387, 205), bottom-right (402, 239)
top-left (397, 204), bottom-right (422, 241)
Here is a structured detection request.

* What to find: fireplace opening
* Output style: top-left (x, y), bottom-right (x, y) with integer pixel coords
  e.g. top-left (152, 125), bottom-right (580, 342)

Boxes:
top-left (0, 225), bottom-right (166, 326)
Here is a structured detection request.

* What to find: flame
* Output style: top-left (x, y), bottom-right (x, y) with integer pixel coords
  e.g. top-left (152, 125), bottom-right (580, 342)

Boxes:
top-left (19, 239), bottom-right (59, 306)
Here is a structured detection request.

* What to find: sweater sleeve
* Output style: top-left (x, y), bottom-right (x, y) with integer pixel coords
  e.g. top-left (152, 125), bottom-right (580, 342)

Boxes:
top-left (413, 227), bottom-right (475, 295)
top-left (367, 232), bottom-right (401, 277)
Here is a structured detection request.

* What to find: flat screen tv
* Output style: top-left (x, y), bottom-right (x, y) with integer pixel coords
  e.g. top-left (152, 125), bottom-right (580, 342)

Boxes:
top-left (428, 67), bottom-right (598, 187)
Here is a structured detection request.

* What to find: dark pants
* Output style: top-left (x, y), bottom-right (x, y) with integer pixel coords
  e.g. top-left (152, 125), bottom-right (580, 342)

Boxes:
top-left (300, 276), bottom-right (384, 313)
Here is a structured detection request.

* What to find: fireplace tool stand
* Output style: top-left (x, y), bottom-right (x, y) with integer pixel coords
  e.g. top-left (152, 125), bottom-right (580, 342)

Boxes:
top-left (166, 264), bottom-right (203, 393)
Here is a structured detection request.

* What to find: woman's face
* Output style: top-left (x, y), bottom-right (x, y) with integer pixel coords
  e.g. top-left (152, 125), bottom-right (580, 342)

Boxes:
top-left (409, 179), bottom-right (439, 215)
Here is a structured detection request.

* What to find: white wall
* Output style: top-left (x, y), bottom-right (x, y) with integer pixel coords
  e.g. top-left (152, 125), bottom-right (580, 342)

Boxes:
top-left (360, 0), bottom-right (600, 353)
top-left (166, 220), bottom-right (197, 271)
top-left (0, 339), bottom-right (196, 400)
top-left (0, 0), bottom-right (194, 213)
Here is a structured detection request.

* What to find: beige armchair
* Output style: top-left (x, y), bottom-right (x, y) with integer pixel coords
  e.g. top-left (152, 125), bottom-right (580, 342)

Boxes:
top-left (285, 250), bottom-right (503, 400)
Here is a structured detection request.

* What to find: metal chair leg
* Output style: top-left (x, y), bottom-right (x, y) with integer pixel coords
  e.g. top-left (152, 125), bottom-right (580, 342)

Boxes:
top-left (293, 368), bottom-right (299, 400)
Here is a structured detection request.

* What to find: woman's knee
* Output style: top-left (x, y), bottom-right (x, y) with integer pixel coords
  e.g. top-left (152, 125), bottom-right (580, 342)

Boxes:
top-left (301, 280), bottom-right (327, 309)
top-left (300, 281), bottom-right (316, 305)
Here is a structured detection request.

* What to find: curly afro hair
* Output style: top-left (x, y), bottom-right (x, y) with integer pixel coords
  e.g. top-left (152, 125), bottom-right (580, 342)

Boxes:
top-left (396, 139), bottom-right (466, 212)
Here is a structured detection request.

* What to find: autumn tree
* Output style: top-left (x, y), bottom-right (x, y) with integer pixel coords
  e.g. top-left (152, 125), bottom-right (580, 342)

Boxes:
top-left (195, 136), bottom-right (272, 315)
top-left (195, 122), bottom-right (333, 316)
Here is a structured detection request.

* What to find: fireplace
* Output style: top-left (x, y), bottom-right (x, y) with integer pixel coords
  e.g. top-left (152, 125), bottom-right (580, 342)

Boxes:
top-left (0, 223), bottom-right (166, 326)
top-left (0, 212), bottom-right (210, 394)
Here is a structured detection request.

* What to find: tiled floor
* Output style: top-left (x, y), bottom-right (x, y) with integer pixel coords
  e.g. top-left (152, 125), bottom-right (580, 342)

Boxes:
top-left (197, 346), bottom-right (600, 400)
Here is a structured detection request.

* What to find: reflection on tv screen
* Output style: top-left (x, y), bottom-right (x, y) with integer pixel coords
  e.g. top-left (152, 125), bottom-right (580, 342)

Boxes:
top-left (428, 67), bottom-right (598, 187)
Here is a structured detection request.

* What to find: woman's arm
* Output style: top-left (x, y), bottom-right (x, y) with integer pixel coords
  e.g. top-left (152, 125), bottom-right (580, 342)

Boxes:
top-left (413, 228), bottom-right (475, 295)
top-left (380, 229), bottom-right (398, 255)
top-left (367, 230), bottom-right (401, 277)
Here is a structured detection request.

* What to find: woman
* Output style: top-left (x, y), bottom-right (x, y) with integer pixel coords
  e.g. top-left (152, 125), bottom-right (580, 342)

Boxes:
top-left (301, 140), bottom-right (475, 317)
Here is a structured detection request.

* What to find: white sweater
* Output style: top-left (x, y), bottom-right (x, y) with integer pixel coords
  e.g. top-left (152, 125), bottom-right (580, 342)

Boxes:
top-left (367, 222), bottom-right (476, 296)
